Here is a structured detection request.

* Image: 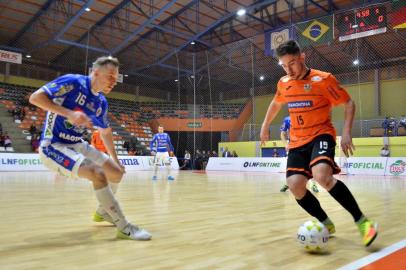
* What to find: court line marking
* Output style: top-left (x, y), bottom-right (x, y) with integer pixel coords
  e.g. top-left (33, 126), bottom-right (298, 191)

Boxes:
top-left (336, 239), bottom-right (406, 270)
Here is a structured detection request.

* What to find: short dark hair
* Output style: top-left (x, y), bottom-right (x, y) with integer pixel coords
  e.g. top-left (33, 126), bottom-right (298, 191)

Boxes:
top-left (276, 40), bottom-right (301, 58)
top-left (92, 56), bottom-right (119, 69)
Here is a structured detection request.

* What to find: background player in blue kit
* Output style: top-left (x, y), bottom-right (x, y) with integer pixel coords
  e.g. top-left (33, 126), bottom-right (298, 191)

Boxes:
top-left (29, 56), bottom-right (151, 241)
top-left (150, 125), bottom-right (175, 180)
top-left (279, 116), bottom-right (319, 193)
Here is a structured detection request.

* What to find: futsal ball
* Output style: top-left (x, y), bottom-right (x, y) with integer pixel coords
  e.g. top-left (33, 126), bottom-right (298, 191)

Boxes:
top-left (297, 220), bottom-right (329, 252)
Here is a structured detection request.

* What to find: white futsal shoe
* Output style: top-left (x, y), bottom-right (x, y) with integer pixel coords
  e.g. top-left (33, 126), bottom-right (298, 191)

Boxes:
top-left (117, 223), bottom-right (152, 241)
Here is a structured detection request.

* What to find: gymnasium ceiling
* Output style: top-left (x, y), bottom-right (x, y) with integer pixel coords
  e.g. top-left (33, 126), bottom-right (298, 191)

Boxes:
top-left (0, 0), bottom-right (405, 90)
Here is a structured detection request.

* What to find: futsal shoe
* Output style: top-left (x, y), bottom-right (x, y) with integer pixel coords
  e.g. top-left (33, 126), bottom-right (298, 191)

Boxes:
top-left (280, 184), bottom-right (289, 192)
top-left (92, 211), bottom-right (114, 225)
top-left (167, 175), bottom-right (175, 181)
top-left (322, 218), bottom-right (336, 235)
top-left (358, 219), bottom-right (378, 247)
top-left (152, 176), bottom-right (158, 181)
top-left (117, 223), bottom-right (152, 241)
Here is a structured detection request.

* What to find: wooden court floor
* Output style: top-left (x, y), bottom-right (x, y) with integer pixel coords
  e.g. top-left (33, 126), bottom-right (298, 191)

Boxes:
top-left (0, 170), bottom-right (406, 270)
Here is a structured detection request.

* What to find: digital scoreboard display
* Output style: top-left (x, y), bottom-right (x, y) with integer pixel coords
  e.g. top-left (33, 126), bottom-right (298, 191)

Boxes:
top-left (337, 5), bottom-right (387, 41)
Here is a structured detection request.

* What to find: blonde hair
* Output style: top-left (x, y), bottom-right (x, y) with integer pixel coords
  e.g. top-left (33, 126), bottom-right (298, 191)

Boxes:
top-left (92, 56), bottom-right (119, 69)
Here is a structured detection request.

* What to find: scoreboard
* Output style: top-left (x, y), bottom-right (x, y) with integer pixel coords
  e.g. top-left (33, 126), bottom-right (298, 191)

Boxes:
top-left (337, 5), bottom-right (387, 41)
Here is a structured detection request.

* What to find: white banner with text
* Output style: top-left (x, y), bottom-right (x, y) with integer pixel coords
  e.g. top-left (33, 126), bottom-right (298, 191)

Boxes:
top-left (0, 49), bottom-right (22, 64)
top-left (0, 153), bottom-right (179, 171)
top-left (207, 157), bottom-right (406, 176)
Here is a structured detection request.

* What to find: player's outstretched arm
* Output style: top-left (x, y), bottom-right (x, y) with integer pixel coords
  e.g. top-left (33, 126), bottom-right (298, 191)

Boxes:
top-left (29, 89), bottom-right (92, 128)
top-left (99, 127), bottom-right (124, 171)
top-left (341, 99), bottom-right (356, 157)
top-left (260, 100), bottom-right (282, 146)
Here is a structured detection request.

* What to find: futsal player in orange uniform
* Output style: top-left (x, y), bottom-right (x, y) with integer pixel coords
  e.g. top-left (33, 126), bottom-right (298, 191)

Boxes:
top-left (260, 40), bottom-right (378, 247)
top-left (91, 129), bottom-right (108, 154)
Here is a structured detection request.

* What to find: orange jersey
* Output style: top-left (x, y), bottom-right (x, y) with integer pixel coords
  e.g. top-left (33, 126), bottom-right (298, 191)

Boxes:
top-left (273, 69), bottom-right (350, 149)
top-left (91, 130), bottom-right (107, 153)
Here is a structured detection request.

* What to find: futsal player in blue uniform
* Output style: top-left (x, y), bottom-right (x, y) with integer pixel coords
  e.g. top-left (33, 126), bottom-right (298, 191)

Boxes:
top-left (29, 56), bottom-right (151, 241)
top-left (150, 125), bottom-right (175, 180)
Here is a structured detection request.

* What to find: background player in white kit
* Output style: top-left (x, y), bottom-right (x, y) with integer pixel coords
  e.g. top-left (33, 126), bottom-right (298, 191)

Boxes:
top-left (29, 56), bottom-right (151, 241)
top-left (150, 125), bottom-right (175, 181)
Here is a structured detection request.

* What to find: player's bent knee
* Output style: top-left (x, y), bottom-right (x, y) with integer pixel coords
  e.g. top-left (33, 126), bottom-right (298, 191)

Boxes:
top-left (313, 173), bottom-right (335, 189)
top-left (287, 178), bottom-right (302, 190)
top-left (91, 166), bottom-right (108, 184)
top-left (103, 160), bottom-right (124, 182)
top-left (110, 168), bottom-right (124, 182)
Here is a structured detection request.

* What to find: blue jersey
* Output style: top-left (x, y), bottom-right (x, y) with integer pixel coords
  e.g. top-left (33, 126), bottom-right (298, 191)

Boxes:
top-left (150, 133), bottom-right (174, 152)
top-left (280, 116), bottom-right (291, 138)
top-left (40, 74), bottom-right (109, 144)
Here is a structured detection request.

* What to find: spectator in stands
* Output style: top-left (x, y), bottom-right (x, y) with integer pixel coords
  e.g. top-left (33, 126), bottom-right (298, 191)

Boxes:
top-left (31, 135), bottom-right (40, 152)
top-left (29, 123), bottom-right (37, 135)
top-left (12, 107), bottom-right (21, 120)
top-left (398, 115), bottom-right (406, 132)
top-left (0, 132), bottom-right (4, 146)
top-left (222, 147), bottom-right (231, 157)
top-left (380, 145), bottom-right (390, 157)
top-left (4, 135), bottom-right (12, 149)
top-left (202, 150), bottom-right (209, 169)
top-left (22, 93), bottom-right (30, 107)
top-left (272, 149), bottom-right (280, 157)
top-left (194, 149), bottom-right (203, 170)
top-left (382, 116), bottom-right (397, 136)
top-left (128, 148), bottom-right (136, 156)
top-left (130, 138), bottom-right (138, 150)
top-left (123, 140), bottom-right (130, 152)
top-left (18, 107), bottom-right (25, 121)
top-left (211, 150), bottom-right (218, 157)
top-left (389, 117), bottom-right (397, 136)
top-left (180, 150), bottom-right (191, 170)
top-left (232, 150), bottom-right (238, 157)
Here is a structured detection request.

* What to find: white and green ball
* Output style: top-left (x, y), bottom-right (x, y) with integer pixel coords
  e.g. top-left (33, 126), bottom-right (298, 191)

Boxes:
top-left (297, 220), bottom-right (329, 252)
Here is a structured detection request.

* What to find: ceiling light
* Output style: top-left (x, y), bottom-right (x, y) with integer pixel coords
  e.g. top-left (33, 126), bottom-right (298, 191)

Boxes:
top-left (353, 59), bottom-right (359, 65)
top-left (124, 74), bottom-right (128, 77)
top-left (259, 75), bottom-right (265, 81)
top-left (26, 54), bottom-right (31, 58)
top-left (174, 79), bottom-right (179, 82)
top-left (237, 9), bottom-right (246, 16)
top-left (190, 41), bottom-right (195, 45)
top-left (85, 7), bottom-right (91, 12)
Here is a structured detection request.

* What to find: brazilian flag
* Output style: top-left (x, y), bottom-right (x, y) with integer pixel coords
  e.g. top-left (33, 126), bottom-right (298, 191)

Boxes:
top-left (392, 0), bottom-right (406, 29)
top-left (295, 15), bottom-right (334, 47)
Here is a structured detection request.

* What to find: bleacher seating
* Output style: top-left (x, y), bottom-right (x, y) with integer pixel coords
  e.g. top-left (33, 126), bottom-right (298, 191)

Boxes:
top-left (109, 99), bottom-right (246, 120)
top-left (0, 82), bottom-right (247, 154)
top-left (109, 111), bottom-right (153, 147)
